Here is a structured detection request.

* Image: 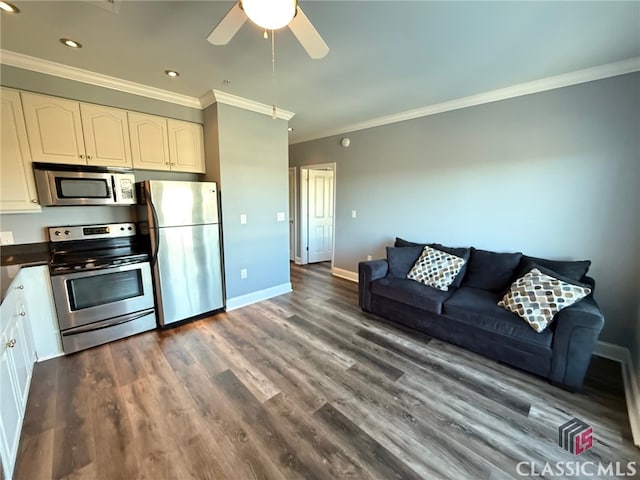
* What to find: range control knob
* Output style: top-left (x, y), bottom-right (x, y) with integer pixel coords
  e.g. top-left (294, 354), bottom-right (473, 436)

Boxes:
top-left (64, 230), bottom-right (71, 235)
top-left (54, 230), bottom-right (62, 236)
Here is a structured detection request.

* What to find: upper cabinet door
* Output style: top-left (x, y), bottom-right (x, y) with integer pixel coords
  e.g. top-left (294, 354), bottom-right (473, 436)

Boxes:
top-left (167, 119), bottom-right (205, 173)
top-left (0, 88), bottom-right (40, 213)
top-left (128, 112), bottom-right (170, 171)
top-left (80, 104), bottom-right (132, 168)
top-left (21, 92), bottom-right (86, 165)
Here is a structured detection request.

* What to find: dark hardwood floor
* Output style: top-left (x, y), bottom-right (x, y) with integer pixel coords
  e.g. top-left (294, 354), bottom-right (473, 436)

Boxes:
top-left (14, 262), bottom-right (639, 479)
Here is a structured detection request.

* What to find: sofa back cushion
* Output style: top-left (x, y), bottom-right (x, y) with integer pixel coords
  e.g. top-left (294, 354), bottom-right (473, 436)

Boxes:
top-left (462, 248), bottom-right (523, 292)
top-left (393, 238), bottom-right (470, 288)
top-left (522, 255), bottom-right (591, 283)
top-left (386, 246), bottom-right (423, 277)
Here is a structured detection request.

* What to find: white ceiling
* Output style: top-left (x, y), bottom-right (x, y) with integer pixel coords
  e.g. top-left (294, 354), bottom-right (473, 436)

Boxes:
top-left (1, 1), bottom-right (639, 143)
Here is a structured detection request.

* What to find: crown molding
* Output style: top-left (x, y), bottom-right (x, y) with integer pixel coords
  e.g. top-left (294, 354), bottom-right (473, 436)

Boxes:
top-left (290, 56), bottom-right (640, 144)
top-left (201, 89), bottom-right (295, 121)
top-left (0, 49), bottom-right (203, 108)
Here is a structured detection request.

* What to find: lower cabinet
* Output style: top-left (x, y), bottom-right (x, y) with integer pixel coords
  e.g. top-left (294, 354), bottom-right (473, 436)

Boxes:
top-left (0, 266), bottom-right (55, 479)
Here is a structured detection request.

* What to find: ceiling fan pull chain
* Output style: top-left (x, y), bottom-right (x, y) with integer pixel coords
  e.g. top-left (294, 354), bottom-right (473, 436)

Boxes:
top-left (272, 29), bottom-right (277, 119)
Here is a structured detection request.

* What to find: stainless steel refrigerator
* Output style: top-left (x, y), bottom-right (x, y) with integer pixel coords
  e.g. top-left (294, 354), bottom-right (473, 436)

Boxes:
top-left (137, 180), bottom-right (224, 327)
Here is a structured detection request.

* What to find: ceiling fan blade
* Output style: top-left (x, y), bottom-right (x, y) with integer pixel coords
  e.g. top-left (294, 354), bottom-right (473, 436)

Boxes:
top-left (288, 6), bottom-right (329, 59)
top-left (207, 2), bottom-right (247, 45)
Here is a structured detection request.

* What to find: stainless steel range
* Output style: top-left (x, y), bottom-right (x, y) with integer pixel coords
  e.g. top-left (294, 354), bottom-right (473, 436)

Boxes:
top-left (48, 222), bottom-right (156, 354)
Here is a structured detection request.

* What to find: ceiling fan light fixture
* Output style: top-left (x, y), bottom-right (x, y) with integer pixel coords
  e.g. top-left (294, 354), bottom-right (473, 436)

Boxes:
top-left (241, 0), bottom-right (296, 30)
top-left (0, 1), bottom-right (19, 13)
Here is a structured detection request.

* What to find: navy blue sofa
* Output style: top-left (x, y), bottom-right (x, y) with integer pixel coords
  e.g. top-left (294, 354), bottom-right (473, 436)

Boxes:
top-left (358, 238), bottom-right (605, 391)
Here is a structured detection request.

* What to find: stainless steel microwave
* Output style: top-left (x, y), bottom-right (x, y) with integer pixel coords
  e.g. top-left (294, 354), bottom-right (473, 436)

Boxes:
top-left (33, 162), bottom-right (136, 206)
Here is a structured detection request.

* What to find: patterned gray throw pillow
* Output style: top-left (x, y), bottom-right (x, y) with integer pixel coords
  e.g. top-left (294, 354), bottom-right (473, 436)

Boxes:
top-left (498, 268), bottom-right (591, 332)
top-left (407, 245), bottom-right (466, 291)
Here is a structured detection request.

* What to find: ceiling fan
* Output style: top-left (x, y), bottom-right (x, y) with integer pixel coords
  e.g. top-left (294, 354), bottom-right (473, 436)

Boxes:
top-left (207, 0), bottom-right (329, 59)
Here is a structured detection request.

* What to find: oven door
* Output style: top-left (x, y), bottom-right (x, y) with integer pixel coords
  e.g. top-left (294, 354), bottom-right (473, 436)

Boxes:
top-left (50, 262), bottom-right (154, 331)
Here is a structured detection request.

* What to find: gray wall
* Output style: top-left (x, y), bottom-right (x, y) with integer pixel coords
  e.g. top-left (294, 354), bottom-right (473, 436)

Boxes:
top-left (290, 72), bottom-right (640, 350)
top-left (204, 103), bottom-right (290, 301)
top-left (0, 66), bottom-right (202, 243)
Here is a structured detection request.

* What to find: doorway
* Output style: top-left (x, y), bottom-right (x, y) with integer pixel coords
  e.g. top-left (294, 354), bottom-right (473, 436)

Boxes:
top-left (288, 167), bottom-right (297, 262)
top-left (299, 163), bottom-right (336, 266)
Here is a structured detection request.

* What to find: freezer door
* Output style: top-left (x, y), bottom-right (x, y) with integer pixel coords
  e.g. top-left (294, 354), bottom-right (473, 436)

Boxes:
top-left (152, 223), bottom-right (224, 326)
top-left (149, 180), bottom-right (218, 227)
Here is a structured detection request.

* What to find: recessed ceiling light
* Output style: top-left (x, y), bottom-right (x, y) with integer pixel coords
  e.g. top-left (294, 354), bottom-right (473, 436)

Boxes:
top-left (287, 127), bottom-right (294, 132)
top-left (0, 2), bottom-right (19, 13)
top-left (60, 38), bottom-right (82, 48)
top-left (165, 70), bottom-right (180, 78)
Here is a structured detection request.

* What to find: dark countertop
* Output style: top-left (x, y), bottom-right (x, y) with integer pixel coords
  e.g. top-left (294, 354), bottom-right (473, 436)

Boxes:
top-left (1, 243), bottom-right (49, 303)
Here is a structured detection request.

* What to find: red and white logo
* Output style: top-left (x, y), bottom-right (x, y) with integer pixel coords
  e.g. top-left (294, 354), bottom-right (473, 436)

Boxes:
top-left (558, 417), bottom-right (593, 455)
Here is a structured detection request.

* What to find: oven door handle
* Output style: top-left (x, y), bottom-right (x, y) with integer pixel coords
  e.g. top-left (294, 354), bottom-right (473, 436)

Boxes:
top-left (62, 309), bottom-right (155, 336)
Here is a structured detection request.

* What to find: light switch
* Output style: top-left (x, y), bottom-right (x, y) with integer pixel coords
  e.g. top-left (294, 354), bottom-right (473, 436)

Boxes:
top-left (240, 214), bottom-right (247, 225)
top-left (277, 212), bottom-right (285, 222)
top-left (351, 210), bottom-right (357, 219)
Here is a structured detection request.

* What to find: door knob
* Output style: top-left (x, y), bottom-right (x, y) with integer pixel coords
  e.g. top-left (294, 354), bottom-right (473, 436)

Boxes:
top-left (6, 339), bottom-right (16, 348)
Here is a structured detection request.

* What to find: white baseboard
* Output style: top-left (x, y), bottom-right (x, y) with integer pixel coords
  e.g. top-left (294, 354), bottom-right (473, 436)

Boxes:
top-left (294, 256), bottom-right (303, 265)
top-left (36, 352), bottom-right (64, 362)
top-left (331, 267), bottom-right (358, 283)
top-left (594, 341), bottom-right (640, 447)
top-left (226, 283), bottom-right (292, 311)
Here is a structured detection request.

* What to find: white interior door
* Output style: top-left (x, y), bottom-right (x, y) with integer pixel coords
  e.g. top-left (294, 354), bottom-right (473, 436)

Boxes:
top-left (307, 169), bottom-right (334, 263)
top-left (288, 167), bottom-right (296, 262)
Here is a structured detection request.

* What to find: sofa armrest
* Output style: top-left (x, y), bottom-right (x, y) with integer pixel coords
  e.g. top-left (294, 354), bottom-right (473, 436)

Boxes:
top-left (358, 260), bottom-right (388, 311)
top-left (549, 296), bottom-right (605, 391)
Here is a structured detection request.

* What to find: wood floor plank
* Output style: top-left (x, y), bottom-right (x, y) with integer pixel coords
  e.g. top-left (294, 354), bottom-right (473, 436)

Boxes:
top-left (20, 357), bottom-right (58, 437)
top-left (50, 353), bottom-right (96, 480)
top-left (263, 393), bottom-right (374, 479)
top-left (313, 402), bottom-right (425, 480)
top-left (212, 311), bottom-right (327, 412)
top-left (213, 369), bottom-right (335, 480)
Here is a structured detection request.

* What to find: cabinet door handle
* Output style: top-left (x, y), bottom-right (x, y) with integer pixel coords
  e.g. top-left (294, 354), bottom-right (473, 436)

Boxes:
top-left (31, 199), bottom-right (38, 203)
top-left (171, 162), bottom-right (176, 166)
top-left (79, 154), bottom-right (85, 159)
top-left (6, 339), bottom-right (16, 348)
top-left (87, 155), bottom-right (93, 159)
top-left (19, 311), bottom-right (26, 317)
top-left (17, 285), bottom-right (24, 290)
top-left (165, 162), bottom-right (170, 165)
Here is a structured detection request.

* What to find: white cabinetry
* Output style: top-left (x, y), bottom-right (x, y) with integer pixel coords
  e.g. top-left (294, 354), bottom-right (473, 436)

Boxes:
top-left (130, 113), bottom-right (205, 173)
top-left (20, 266), bottom-right (62, 361)
top-left (0, 270), bottom-right (37, 480)
top-left (128, 111), bottom-right (171, 171)
top-left (21, 92), bottom-right (132, 168)
top-left (167, 119), bottom-right (205, 173)
top-left (0, 88), bottom-right (40, 213)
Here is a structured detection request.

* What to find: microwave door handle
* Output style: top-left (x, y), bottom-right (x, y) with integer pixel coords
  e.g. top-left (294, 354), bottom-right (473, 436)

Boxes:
top-left (111, 176), bottom-right (117, 203)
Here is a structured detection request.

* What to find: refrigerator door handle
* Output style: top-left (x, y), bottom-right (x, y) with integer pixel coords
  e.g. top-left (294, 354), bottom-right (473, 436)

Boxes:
top-left (148, 183), bottom-right (161, 267)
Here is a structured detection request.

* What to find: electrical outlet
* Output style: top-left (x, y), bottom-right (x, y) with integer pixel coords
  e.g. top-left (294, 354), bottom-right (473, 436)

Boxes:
top-left (351, 210), bottom-right (357, 219)
top-left (277, 212), bottom-right (285, 222)
top-left (240, 268), bottom-right (248, 279)
top-left (0, 231), bottom-right (14, 246)
top-left (240, 214), bottom-right (247, 225)
top-left (367, 255), bottom-right (372, 261)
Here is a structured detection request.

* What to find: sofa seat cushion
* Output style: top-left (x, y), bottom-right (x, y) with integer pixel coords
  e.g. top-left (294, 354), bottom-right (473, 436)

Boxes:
top-left (443, 286), bottom-right (553, 352)
top-left (371, 277), bottom-right (453, 314)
